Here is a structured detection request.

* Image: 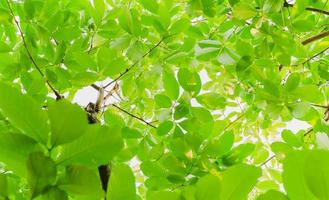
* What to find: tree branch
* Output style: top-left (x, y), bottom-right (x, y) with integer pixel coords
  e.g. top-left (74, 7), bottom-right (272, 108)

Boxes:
top-left (5, 0), bottom-right (62, 100)
top-left (112, 104), bottom-right (157, 128)
top-left (302, 30), bottom-right (329, 45)
top-left (102, 34), bottom-right (175, 89)
top-left (259, 128), bottom-right (314, 167)
top-left (306, 7), bottom-right (329, 16)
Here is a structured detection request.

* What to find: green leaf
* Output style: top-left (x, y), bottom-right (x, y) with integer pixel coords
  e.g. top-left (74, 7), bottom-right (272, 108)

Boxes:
top-left (55, 125), bottom-right (123, 166)
top-left (196, 93), bottom-right (226, 109)
top-left (0, 82), bottom-right (49, 143)
top-left (39, 187), bottom-right (68, 200)
top-left (147, 191), bottom-right (180, 200)
top-left (285, 73), bottom-right (300, 92)
top-left (0, 41), bottom-right (11, 53)
top-left (196, 174), bottom-right (221, 200)
top-left (27, 152), bottom-right (57, 198)
top-left (140, 0), bottom-right (159, 13)
top-left (281, 129), bottom-right (303, 147)
top-left (48, 100), bottom-right (89, 146)
top-left (204, 131), bottom-right (234, 157)
top-left (157, 121), bottom-right (173, 136)
top-left (0, 132), bottom-right (41, 176)
top-left (282, 151), bottom-right (316, 200)
top-left (59, 165), bottom-right (103, 198)
top-left (119, 8), bottom-right (141, 36)
top-left (122, 126), bottom-right (143, 138)
top-left (0, 173), bottom-right (8, 198)
top-left (233, 2), bottom-right (257, 20)
top-left (54, 26), bottom-right (80, 41)
top-left (155, 94), bottom-right (172, 108)
top-left (200, 0), bottom-right (216, 17)
top-left (220, 164), bottom-right (262, 200)
top-left (292, 85), bottom-right (323, 103)
top-left (257, 190), bottom-right (289, 200)
top-left (303, 150), bottom-right (329, 200)
top-left (107, 163), bottom-right (136, 200)
top-left (162, 70), bottom-right (179, 100)
top-left (177, 68), bottom-right (201, 95)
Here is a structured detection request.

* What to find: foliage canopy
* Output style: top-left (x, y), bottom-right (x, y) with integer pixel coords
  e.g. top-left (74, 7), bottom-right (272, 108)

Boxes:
top-left (1, 0), bottom-right (329, 199)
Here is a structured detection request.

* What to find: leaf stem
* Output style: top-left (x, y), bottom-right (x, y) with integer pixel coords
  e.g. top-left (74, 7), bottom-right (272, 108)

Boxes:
top-left (112, 104), bottom-right (157, 128)
top-left (102, 34), bottom-right (175, 89)
top-left (302, 30), bottom-right (329, 45)
top-left (5, 0), bottom-right (62, 100)
top-left (306, 7), bottom-right (329, 16)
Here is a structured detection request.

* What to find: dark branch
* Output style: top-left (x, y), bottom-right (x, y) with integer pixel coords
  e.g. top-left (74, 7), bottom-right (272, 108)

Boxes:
top-left (306, 7), bottom-right (329, 16)
top-left (5, 0), bottom-right (62, 100)
top-left (112, 104), bottom-right (157, 128)
top-left (302, 30), bottom-right (329, 45)
top-left (102, 34), bottom-right (175, 89)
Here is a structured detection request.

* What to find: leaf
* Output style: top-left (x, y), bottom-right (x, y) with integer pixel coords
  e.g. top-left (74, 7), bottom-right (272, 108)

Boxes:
top-left (162, 70), bottom-right (179, 100)
top-left (0, 82), bottom-right (49, 144)
top-left (282, 151), bottom-right (316, 200)
top-left (54, 26), bottom-right (80, 41)
top-left (107, 163), bottom-right (136, 200)
top-left (0, 173), bottom-right (8, 198)
top-left (157, 121), bottom-right (173, 136)
top-left (0, 132), bottom-right (41, 176)
top-left (233, 2), bottom-right (257, 20)
top-left (140, 0), bottom-right (159, 13)
top-left (147, 191), bottom-right (180, 200)
top-left (122, 126), bottom-right (143, 138)
top-left (118, 8), bottom-right (141, 36)
top-left (292, 85), bottom-right (323, 103)
top-left (204, 131), bottom-right (234, 157)
top-left (40, 187), bottom-right (68, 200)
top-left (257, 190), bottom-right (289, 200)
top-left (195, 174), bottom-right (221, 200)
top-left (200, 0), bottom-right (216, 17)
top-left (155, 94), bottom-right (172, 108)
top-left (285, 73), bottom-right (300, 92)
top-left (27, 152), bottom-right (57, 198)
top-left (177, 68), bottom-right (201, 95)
top-left (196, 93), bottom-right (226, 109)
top-left (59, 165), bottom-right (103, 198)
top-left (220, 164), bottom-right (262, 200)
top-left (55, 125), bottom-right (123, 166)
top-left (48, 100), bottom-right (89, 146)
top-left (0, 41), bottom-right (11, 53)
top-left (281, 129), bottom-right (303, 147)
top-left (303, 150), bottom-right (329, 199)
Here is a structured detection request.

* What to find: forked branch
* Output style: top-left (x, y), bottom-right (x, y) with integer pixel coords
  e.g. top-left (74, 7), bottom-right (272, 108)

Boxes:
top-left (5, 0), bottom-right (62, 100)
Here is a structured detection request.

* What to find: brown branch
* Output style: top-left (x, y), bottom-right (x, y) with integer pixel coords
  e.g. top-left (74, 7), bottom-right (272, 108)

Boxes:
top-left (102, 34), bottom-right (175, 89)
top-left (306, 7), bottom-right (329, 16)
top-left (310, 103), bottom-right (329, 109)
top-left (5, 0), bottom-right (62, 100)
top-left (112, 104), bottom-right (157, 128)
top-left (301, 46), bottom-right (329, 65)
top-left (302, 30), bottom-right (329, 45)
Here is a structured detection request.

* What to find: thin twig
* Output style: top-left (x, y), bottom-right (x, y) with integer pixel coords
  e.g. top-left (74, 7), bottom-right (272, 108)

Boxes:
top-left (310, 103), bottom-right (328, 109)
top-left (301, 46), bottom-right (329, 65)
top-left (5, 0), bottom-right (62, 100)
top-left (259, 128), bottom-right (314, 167)
top-left (102, 34), bottom-right (175, 89)
top-left (260, 155), bottom-right (276, 167)
top-left (223, 113), bottom-right (244, 131)
top-left (306, 7), bottom-right (329, 16)
top-left (112, 104), bottom-right (157, 128)
top-left (302, 30), bottom-right (329, 45)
